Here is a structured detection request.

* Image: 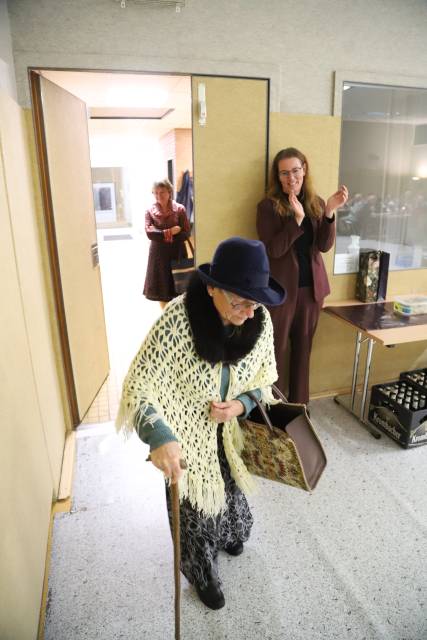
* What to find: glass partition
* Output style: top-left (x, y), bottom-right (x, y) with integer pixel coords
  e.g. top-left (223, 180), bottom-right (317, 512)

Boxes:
top-left (334, 82), bottom-right (427, 273)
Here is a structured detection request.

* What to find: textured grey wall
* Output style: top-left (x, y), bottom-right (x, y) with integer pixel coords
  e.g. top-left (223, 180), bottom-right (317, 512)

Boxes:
top-left (7, 0), bottom-right (427, 111)
top-left (0, 0), bottom-right (17, 97)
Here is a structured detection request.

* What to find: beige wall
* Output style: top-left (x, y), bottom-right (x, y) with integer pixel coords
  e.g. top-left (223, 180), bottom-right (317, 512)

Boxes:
top-left (174, 128), bottom-right (193, 191)
top-left (192, 76), bottom-right (268, 264)
top-left (159, 128), bottom-right (175, 181)
top-left (270, 112), bottom-right (427, 397)
top-left (160, 127), bottom-right (193, 193)
top-left (0, 92), bottom-right (69, 640)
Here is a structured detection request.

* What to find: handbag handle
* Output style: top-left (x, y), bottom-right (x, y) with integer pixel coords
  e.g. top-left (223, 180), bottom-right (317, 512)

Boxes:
top-left (271, 383), bottom-right (288, 404)
top-left (185, 238), bottom-right (194, 259)
top-left (186, 237), bottom-right (194, 253)
top-left (177, 237), bottom-right (194, 260)
top-left (246, 384), bottom-right (290, 438)
top-left (247, 391), bottom-right (275, 435)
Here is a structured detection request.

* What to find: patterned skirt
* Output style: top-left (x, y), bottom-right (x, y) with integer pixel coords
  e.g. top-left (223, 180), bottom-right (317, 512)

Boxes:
top-left (165, 425), bottom-right (253, 588)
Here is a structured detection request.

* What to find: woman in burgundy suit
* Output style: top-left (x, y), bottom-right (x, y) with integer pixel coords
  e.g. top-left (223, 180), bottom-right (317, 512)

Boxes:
top-left (143, 179), bottom-right (190, 309)
top-left (257, 148), bottom-right (348, 404)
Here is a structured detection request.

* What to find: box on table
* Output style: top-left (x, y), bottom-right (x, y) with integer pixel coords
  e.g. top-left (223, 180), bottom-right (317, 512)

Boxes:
top-left (393, 295), bottom-right (427, 317)
top-left (368, 380), bottom-right (427, 448)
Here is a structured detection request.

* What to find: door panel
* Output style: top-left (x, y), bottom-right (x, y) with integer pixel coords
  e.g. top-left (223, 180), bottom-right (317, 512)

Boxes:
top-left (191, 76), bottom-right (269, 264)
top-left (35, 75), bottom-right (109, 422)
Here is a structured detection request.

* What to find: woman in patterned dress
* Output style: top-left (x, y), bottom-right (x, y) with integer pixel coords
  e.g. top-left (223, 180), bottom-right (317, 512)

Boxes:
top-left (143, 179), bottom-right (190, 308)
top-left (117, 237), bottom-right (285, 609)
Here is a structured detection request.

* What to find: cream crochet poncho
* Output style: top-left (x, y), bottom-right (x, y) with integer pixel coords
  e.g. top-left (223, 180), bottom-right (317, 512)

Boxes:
top-left (116, 295), bottom-right (278, 516)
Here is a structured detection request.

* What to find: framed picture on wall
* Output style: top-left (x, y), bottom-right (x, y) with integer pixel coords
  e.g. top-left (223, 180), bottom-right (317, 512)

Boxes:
top-left (93, 182), bottom-right (117, 223)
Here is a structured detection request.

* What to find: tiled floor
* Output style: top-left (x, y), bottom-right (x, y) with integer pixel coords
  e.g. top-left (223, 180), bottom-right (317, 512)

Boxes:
top-left (81, 373), bottom-right (121, 424)
top-left (82, 227), bottom-right (162, 424)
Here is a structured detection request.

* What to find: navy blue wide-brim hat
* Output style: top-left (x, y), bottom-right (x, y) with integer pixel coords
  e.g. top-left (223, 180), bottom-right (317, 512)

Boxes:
top-left (198, 237), bottom-right (286, 306)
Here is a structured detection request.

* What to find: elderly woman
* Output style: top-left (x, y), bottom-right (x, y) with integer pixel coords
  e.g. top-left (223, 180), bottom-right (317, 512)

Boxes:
top-left (117, 237), bottom-right (285, 609)
top-left (257, 147), bottom-right (348, 405)
top-left (143, 178), bottom-right (191, 308)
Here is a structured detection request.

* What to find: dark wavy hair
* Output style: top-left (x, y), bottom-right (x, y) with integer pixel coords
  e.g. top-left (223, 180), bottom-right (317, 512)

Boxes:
top-left (267, 147), bottom-right (322, 219)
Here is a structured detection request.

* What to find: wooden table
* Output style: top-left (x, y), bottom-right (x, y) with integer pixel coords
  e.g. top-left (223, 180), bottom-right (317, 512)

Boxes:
top-left (323, 300), bottom-right (427, 437)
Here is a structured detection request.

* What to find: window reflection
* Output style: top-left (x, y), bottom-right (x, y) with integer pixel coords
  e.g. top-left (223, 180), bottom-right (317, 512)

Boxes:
top-left (334, 82), bottom-right (427, 273)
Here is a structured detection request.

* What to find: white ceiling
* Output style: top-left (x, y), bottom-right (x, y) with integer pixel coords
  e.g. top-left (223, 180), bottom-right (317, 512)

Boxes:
top-left (41, 70), bottom-right (192, 135)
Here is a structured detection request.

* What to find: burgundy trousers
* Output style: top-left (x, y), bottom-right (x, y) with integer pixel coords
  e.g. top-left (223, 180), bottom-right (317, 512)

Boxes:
top-left (269, 286), bottom-right (322, 404)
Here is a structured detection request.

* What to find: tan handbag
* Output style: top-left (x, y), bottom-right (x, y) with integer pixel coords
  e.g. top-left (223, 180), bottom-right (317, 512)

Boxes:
top-left (240, 385), bottom-right (327, 491)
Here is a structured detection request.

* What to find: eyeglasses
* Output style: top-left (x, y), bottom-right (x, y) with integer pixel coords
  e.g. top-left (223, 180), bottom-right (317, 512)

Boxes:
top-left (222, 290), bottom-right (261, 311)
top-left (278, 166), bottom-right (303, 178)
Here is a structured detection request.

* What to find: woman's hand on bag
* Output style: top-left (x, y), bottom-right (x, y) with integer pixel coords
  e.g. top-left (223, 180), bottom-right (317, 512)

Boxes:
top-left (210, 400), bottom-right (245, 422)
top-left (289, 191), bottom-right (305, 225)
top-left (150, 441), bottom-right (184, 484)
top-left (325, 185), bottom-right (349, 217)
top-left (171, 225), bottom-right (181, 235)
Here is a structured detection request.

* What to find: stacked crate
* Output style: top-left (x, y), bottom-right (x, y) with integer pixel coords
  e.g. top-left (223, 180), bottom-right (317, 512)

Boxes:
top-left (368, 369), bottom-right (427, 448)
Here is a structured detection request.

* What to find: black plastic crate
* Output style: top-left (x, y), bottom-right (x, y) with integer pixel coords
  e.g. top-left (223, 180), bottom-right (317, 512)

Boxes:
top-left (368, 380), bottom-right (427, 448)
top-left (399, 368), bottom-right (427, 394)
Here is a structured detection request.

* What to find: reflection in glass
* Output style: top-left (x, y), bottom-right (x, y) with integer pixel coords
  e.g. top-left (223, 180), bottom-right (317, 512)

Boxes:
top-left (334, 82), bottom-right (427, 273)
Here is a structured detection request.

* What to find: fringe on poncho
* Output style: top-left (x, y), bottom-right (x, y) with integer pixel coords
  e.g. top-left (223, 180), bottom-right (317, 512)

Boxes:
top-left (116, 295), bottom-right (278, 516)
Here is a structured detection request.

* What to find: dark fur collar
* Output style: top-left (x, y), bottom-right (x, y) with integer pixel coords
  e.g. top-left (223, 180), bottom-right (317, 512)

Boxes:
top-left (184, 273), bottom-right (263, 365)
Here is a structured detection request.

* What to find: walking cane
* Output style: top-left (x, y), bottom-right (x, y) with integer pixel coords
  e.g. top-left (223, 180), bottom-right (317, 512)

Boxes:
top-left (147, 455), bottom-right (187, 639)
top-left (171, 460), bottom-right (187, 640)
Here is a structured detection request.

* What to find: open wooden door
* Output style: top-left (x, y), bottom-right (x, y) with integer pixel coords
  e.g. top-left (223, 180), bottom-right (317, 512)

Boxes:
top-left (191, 75), bottom-right (269, 264)
top-left (30, 72), bottom-right (109, 425)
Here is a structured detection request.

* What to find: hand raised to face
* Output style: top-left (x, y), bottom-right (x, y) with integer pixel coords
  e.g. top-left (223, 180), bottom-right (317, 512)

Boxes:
top-left (288, 190), bottom-right (305, 225)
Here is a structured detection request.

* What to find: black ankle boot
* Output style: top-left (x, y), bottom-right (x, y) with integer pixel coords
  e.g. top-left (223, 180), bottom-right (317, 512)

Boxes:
top-left (223, 541), bottom-right (244, 556)
top-left (196, 577), bottom-right (225, 609)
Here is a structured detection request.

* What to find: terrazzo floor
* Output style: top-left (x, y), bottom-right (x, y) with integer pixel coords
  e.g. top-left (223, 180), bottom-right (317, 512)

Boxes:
top-left (45, 231), bottom-right (427, 639)
top-left (45, 397), bottom-right (427, 640)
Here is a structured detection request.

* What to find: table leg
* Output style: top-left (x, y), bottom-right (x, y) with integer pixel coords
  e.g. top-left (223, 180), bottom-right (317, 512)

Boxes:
top-left (350, 331), bottom-right (363, 411)
top-left (360, 338), bottom-right (374, 421)
top-left (334, 333), bottom-right (381, 439)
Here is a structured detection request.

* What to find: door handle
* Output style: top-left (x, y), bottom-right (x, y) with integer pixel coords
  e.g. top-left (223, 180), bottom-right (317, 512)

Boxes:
top-left (91, 242), bottom-right (99, 268)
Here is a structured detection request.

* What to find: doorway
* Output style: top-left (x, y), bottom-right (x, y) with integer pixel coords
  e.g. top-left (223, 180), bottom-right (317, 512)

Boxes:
top-left (31, 69), bottom-right (270, 427)
top-left (39, 70), bottom-right (194, 424)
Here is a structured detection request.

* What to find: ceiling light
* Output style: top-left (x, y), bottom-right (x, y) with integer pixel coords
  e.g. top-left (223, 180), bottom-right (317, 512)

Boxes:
top-left (105, 86), bottom-right (169, 108)
top-left (117, 0), bottom-right (185, 10)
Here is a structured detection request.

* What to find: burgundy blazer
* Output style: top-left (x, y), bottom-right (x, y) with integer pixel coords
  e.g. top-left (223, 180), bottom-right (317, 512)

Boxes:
top-left (256, 197), bottom-right (335, 305)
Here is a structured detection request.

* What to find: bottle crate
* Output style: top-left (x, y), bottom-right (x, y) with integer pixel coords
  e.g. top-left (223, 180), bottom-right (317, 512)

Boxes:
top-left (368, 379), bottom-right (427, 448)
top-left (399, 368), bottom-right (427, 394)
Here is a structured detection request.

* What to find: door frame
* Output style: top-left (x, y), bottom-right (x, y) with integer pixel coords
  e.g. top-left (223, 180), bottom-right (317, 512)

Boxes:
top-left (28, 66), bottom-right (271, 427)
